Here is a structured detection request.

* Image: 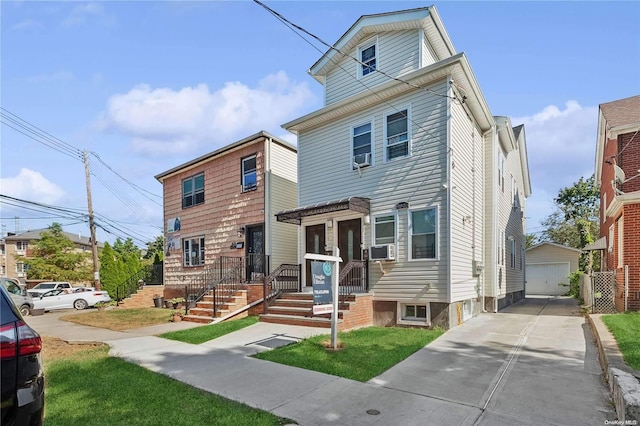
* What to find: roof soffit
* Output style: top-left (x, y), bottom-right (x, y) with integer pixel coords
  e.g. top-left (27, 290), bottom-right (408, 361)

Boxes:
top-left (309, 6), bottom-right (456, 81)
top-left (286, 53), bottom-right (493, 134)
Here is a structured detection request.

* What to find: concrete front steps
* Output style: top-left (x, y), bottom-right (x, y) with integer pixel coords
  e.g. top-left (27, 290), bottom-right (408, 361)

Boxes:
top-left (260, 293), bottom-right (363, 330)
top-left (117, 285), bottom-right (164, 309)
top-left (183, 290), bottom-right (248, 324)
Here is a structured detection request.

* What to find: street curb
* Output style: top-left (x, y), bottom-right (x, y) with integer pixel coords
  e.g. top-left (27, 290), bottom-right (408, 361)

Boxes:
top-left (588, 314), bottom-right (640, 422)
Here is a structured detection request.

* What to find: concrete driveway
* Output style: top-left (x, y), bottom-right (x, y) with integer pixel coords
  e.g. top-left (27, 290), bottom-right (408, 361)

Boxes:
top-left (371, 296), bottom-right (614, 425)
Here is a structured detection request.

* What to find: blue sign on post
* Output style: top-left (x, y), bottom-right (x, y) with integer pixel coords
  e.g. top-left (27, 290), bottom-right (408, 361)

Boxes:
top-left (311, 261), bottom-right (333, 314)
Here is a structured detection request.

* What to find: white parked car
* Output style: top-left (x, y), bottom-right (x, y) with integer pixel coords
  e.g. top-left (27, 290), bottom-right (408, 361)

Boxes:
top-left (33, 288), bottom-right (111, 311)
top-left (28, 281), bottom-right (72, 297)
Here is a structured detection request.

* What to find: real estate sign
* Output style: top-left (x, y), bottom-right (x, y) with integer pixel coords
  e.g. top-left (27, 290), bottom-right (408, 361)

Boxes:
top-left (311, 261), bottom-right (333, 315)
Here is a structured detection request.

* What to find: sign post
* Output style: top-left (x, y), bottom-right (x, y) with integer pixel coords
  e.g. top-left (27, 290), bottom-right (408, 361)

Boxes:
top-left (304, 247), bottom-right (341, 349)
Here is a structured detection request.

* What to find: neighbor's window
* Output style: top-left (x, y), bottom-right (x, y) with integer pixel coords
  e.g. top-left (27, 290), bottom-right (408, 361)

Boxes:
top-left (182, 173), bottom-right (205, 209)
top-left (242, 155), bottom-right (257, 191)
top-left (402, 304), bottom-right (428, 322)
top-left (183, 237), bottom-right (205, 267)
top-left (352, 122), bottom-right (372, 168)
top-left (374, 214), bottom-right (395, 245)
top-left (617, 217), bottom-right (624, 268)
top-left (498, 154), bottom-right (505, 192)
top-left (510, 239), bottom-right (517, 268)
top-left (359, 39), bottom-right (376, 77)
top-left (385, 109), bottom-right (409, 161)
top-left (410, 208), bottom-right (437, 259)
top-left (16, 262), bottom-right (25, 273)
top-left (16, 241), bottom-right (28, 252)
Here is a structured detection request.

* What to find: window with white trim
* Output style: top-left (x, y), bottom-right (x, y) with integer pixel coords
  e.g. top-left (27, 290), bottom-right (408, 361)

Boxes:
top-left (352, 122), bottom-right (372, 168)
top-left (385, 108), bottom-right (410, 161)
top-left (373, 214), bottom-right (395, 245)
top-left (498, 230), bottom-right (505, 266)
top-left (241, 155), bottom-right (257, 192)
top-left (16, 262), bottom-right (25, 274)
top-left (400, 303), bottom-right (429, 324)
top-left (358, 39), bottom-right (376, 77)
top-left (608, 225), bottom-right (614, 253)
top-left (182, 173), bottom-right (205, 208)
top-left (16, 241), bottom-right (28, 253)
top-left (410, 208), bottom-right (437, 259)
top-left (183, 237), bottom-right (205, 267)
top-left (511, 175), bottom-right (517, 205)
top-left (510, 238), bottom-right (516, 268)
top-left (617, 217), bottom-right (624, 268)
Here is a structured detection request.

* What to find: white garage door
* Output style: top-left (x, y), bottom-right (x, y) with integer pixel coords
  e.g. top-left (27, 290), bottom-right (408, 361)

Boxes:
top-left (526, 263), bottom-right (570, 295)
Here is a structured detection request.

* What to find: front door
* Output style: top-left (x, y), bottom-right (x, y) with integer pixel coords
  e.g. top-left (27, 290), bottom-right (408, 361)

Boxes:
top-left (338, 218), bottom-right (362, 268)
top-left (246, 225), bottom-right (264, 281)
top-left (305, 224), bottom-right (326, 287)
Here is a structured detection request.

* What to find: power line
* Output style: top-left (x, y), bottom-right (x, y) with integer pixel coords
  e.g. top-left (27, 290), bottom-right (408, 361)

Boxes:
top-left (90, 151), bottom-right (162, 203)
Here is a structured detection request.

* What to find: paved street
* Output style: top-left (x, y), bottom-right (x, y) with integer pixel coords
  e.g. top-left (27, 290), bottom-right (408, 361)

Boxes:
top-left (28, 297), bottom-right (615, 425)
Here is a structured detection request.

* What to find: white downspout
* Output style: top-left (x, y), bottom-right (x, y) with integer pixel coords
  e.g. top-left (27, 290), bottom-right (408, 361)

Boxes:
top-left (481, 126), bottom-right (493, 312)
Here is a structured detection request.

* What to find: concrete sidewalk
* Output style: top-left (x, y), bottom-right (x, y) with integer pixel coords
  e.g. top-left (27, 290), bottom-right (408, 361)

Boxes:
top-left (28, 298), bottom-right (616, 425)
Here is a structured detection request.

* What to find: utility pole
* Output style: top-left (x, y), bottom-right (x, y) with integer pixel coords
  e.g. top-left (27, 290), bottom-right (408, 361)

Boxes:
top-left (83, 150), bottom-right (101, 290)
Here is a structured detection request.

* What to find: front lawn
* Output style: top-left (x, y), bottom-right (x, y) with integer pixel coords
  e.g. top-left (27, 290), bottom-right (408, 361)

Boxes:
top-left (44, 345), bottom-right (292, 426)
top-left (253, 326), bottom-right (444, 382)
top-left (60, 308), bottom-right (171, 330)
top-left (602, 312), bottom-right (640, 370)
top-left (161, 316), bottom-right (258, 344)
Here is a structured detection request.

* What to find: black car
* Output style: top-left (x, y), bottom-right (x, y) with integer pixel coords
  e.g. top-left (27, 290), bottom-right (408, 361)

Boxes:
top-left (0, 285), bottom-right (45, 425)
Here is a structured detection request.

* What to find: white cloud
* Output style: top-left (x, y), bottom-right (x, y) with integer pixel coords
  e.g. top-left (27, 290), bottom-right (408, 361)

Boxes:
top-left (61, 3), bottom-right (112, 27)
top-left (11, 19), bottom-right (42, 31)
top-left (514, 101), bottom-right (598, 231)
top-left (25, 71), bottom-right (74, 84)
top-left (98, 71), bottom-right (314, 156)
top-left (0, 168), bottom-right (65, 204)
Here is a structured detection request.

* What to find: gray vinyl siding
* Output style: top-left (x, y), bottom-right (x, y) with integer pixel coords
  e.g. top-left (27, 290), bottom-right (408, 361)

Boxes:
top-left (325, 30), bottom-right (421, 106)
top-left (483, 130), bottom-right (498, 297)
top-left (503, 146), bottom-right (526, 294)
top-left (298, 81), bottom-right (450, 302)
top-left (449, 100), bottom-right (484, 302)
top-left (266, 141), bottom-right (298, 271)
top-left (421, 31), bottom-right (439, 67)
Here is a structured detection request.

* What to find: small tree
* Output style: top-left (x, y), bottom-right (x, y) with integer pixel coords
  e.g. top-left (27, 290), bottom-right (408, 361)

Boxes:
top-left (16, 223), bottom-right (92, 282)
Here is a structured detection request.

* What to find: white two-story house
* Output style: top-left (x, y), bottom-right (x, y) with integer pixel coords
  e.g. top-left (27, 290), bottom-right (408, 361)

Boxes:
top-left (276, 6), bottom-right (530, 329)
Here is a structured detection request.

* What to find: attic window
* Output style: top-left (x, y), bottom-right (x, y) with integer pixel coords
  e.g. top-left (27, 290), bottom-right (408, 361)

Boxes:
top-left (359, 39), bottom-right (377, 77)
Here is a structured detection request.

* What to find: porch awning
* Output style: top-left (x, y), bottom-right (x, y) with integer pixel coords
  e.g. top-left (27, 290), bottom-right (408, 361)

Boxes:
top-left (583, 236), bottom-right (607, 251)
top-left (276, 197), bottom-right (370, 225)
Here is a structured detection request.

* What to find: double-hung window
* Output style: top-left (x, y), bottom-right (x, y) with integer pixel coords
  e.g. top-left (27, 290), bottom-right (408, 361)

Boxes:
top-left (242, 155), bottom-right (257, 191)
top-left (385, 109), bottom-right (409, 161)
top-left (183, 237), bottom-right (205, 267)
top-left (498, 154), bottom-right (505, 192)
top-left (374, 214), bottom-right (395, 246)
top-left (510, 239), bottom-right (517, 268)
top-left (359, 40), bottom-right (376, 77)
top-left (182, 173), bottom-right (204, 209)
top-left (352, 122), bottom-right (372, 168)
top-left (410, 208), bottom-right (437, 259)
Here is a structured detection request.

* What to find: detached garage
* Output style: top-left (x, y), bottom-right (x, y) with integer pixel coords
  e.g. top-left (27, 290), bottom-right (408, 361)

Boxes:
top-left (526, 242), bottom-right (581, 296)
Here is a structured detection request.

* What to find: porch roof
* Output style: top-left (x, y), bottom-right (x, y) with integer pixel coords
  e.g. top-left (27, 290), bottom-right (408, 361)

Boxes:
top-left (582, 236), bottom-right (607, 251)
top-left (276, 197), bottom-right (370, 225)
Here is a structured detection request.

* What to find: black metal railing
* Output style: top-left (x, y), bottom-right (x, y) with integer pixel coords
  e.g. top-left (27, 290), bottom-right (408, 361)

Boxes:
top-left (184, 257), bottom-right (245, 318)
top-left (338, 260), bottom-right (368, 302)
top-left (245, 254), bottom-right (270, 283)
top-left (263, 264), bottom-right (301, 313)
top-left (114, 263), bottom-right (164, 304)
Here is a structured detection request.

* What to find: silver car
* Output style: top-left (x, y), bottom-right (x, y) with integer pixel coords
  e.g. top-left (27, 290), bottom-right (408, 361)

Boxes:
top-left (0, 277), bottom-right (34, 316)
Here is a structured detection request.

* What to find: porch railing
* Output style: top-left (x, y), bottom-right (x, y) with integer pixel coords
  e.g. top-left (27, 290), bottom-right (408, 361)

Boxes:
top-left (338, 259), bottom-right (368, 302)
top-left (184, 258), bottom-right (244, 317)
top-left (262, 264), bottom-right (301, 314)
top-left (114, 263), bottom-right (164, 304)
top-left (245, 254), bottom-right (270, 283)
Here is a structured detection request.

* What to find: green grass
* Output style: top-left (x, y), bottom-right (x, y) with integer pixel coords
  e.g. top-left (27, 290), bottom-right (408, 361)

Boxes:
top-left (44, 346), bottom-right (291, 426)
top-left (602, 312), bottom-right (640, 370)
top-left (160, 316), bottom-right (259, 344)
top-left (61, 308), bottom-right (171, 331)
top-left (253, 326), bottom-right (444, 382)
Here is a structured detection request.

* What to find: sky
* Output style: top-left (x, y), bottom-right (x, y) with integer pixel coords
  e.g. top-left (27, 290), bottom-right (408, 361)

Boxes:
top-left (1, 0), bottom-right (639, 248)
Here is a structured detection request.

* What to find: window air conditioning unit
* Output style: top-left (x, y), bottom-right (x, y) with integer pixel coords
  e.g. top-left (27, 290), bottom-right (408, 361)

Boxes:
top-left (353, 153), bottom-right (371, 168)
top-left (370, 244), bottom-right (395, 261)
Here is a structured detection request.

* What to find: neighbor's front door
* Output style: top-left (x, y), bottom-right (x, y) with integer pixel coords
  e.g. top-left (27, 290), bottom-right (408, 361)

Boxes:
top-left (305, 224), bottom-right (326, 287)
top-left (246, 224), bottom-right (264, 280)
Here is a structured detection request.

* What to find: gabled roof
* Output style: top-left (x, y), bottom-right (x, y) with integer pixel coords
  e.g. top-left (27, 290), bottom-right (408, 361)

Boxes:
top-left (600, 95), bottom-right (640, 129)
top-left (595, 95), bottom-right (640, 185)
top-left (155, 131), bottom-right (295, 182)
top-left (513, 124), bottom-right (532, 197)
top-left (308, 6), bottom-right (456, 83)
top-left (526, 241), bottom-right (582, 254)
top-left (3, 229), bottom-right (102, 248)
